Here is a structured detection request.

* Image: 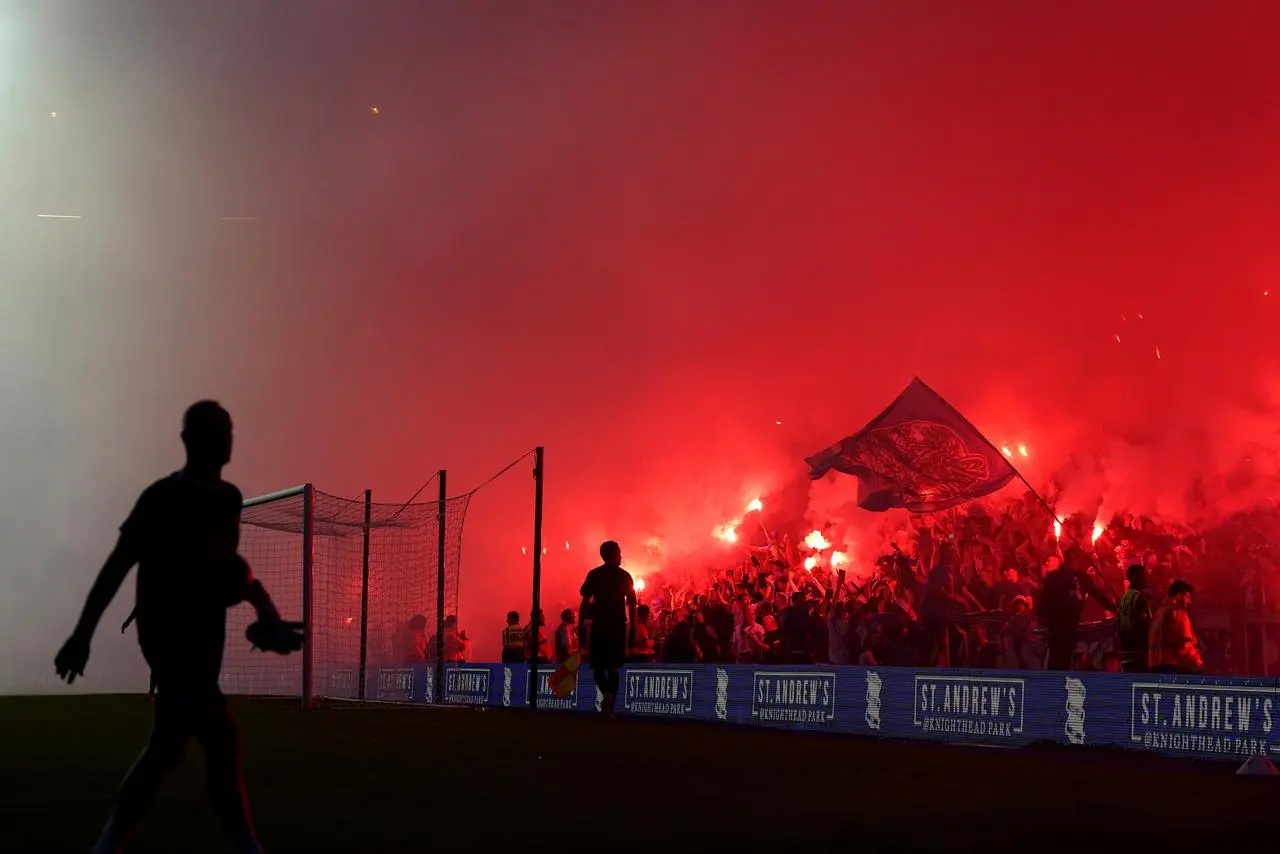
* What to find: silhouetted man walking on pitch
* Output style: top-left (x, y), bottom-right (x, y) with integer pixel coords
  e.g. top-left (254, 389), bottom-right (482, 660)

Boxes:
top-left (579, 541), bottom-right (637, 717)
top-left (54, 401), bottom-right (302, 854)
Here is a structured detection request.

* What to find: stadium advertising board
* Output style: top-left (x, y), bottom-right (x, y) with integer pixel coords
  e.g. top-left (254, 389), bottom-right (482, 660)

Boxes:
top-left (911, 673), bottom-right (1025, 740)
top-left (376, 668), bottom-right (416, 702)
top-left (1127, 681), bottom-right (1279, 758)
top-left (751, 670), bottom-right (837, 725)
top-left (443, 667), bottom-right (492, 705)
top-left (623, 669), bottom-right (695, 717)
top-left (347, 663), bottom-right (1280, 762)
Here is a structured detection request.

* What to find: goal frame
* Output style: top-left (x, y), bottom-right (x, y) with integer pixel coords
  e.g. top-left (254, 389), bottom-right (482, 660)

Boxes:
top-left (237, 478), bottom-right (458, 710)
top-left (241, 483), bottom-right (315, 709)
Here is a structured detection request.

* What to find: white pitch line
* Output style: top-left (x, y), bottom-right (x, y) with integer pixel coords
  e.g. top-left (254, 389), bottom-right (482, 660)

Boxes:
top-left (37, 213), bottom-right (82, 219)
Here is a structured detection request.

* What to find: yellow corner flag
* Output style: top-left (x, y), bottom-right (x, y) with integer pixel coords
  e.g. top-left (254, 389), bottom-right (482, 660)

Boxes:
top-left (548, 652), bottom-right (581, 698)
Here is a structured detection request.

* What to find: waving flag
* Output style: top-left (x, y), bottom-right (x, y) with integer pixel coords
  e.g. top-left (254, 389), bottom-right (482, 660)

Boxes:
top-left (805, 377), bottom-right (1017, 513)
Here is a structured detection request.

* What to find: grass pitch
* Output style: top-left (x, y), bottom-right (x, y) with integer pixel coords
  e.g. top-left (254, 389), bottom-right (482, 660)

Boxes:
top-left (1, 694), bottom-right (1274, 853)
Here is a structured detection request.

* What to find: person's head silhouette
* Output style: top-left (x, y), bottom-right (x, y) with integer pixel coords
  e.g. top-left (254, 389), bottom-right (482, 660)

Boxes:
top-left (600, 540), bottom-right (622, 566)
top-left (181, 400), bottom-right (233, 473)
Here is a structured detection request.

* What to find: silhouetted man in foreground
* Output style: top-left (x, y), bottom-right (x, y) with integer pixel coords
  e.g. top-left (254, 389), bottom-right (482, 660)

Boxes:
top-left (579, 541), bottom-right (637, 717)
top-left (54, 401), bottom-right (301, 854)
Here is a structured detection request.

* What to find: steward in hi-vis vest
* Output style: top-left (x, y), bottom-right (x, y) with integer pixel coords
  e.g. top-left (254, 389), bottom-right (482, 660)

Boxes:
top-left (1116, 564), bottom-right (1152, 673)
top-left (500, 611), bottom-right (525, 663)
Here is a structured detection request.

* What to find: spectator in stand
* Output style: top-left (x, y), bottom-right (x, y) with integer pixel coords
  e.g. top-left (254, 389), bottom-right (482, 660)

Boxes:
top-left (663, 610), bottom-right (701, 663)
top-left (826, 570), bottom-right (853, 665)
top-left (526, 609), bottom-right (551, 663)
top-left (734, 605), bottom-right (768, 662)
top-left (1040, 547), bottom-right (1115, 670)
top-left (859, 627), bottom-right (888, 665)
top-left (1149, 580), bottom-right (1202, 673)
top-left (997, 566), bottom-right (1035, 612)
top-left (398, 614), bottom-right (428, 665)
top-left (968, 623), bottom-right (1001, 668)
top-left (554, 609), bottom-right (578, 663)
top-left (629, 604), bottom-right (656, 662)
top-left (778, 591), bottom-right (813, 664)
top-left (1001, 596), bottom-right (1038, 669)
top-left (500, 611), bottom-right (525, 664)
top-left (426, 615), bottom-right (467, 662)
top-left (920, 547), bottom-right (969, 667)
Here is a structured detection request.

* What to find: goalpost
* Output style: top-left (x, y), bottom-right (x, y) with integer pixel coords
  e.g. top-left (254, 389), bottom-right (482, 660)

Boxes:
top-left (220, 481), bottom-right (471, 707)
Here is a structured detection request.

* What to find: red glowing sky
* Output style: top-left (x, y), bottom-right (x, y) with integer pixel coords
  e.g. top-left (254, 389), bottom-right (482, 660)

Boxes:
top-left (6, 1), bottom-right (1280, 680)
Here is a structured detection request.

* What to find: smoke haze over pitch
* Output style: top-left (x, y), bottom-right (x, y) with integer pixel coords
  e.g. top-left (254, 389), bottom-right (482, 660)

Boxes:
top-left (5, 2), bottom-right (1280, 686)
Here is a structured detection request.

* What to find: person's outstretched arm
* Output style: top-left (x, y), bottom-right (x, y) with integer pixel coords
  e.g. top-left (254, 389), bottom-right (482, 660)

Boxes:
top-left (73, 539), bottom-right (139, 643)
top-left (56, 538), bottom-right (139, 683)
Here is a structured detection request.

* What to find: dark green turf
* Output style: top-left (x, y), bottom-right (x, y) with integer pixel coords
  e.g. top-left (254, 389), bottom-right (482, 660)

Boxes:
top-left (1, 694), bottom-right (1274, 853)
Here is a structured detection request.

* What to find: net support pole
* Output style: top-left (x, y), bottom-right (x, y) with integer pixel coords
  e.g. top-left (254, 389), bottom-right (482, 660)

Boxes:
top-left (357, 488), bottom-right (373, 701)
top-left (301, 483), bottom-right (315, 710)
top-left (434, 470), bottom-right (447, 704)
top-left (528, 447), bottom-right (545, 709)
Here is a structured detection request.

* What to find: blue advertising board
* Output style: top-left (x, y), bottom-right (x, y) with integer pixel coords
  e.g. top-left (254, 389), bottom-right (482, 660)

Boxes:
top-left (349, 663), bottom-right (1280, 763)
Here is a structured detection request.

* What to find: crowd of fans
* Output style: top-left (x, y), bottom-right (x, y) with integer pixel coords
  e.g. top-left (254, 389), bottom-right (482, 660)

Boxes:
top-left (509, 491), bottom-right (1280, 675)
top-left (385, 490), bottom-right (1280, 676)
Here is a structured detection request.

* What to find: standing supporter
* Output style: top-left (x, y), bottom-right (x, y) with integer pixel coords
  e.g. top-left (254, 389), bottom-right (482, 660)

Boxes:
top-left (629, 604), bottom-right (656, 661)
top-left (578, 540), bottom-right (638, 717)
top-left (996, 566), bottom-right (1035, 612)
top-left (664, 610), bottom-right (702, 662)
top-left (526, 609), bottom-right (552, 663)
top-left (554, 609), bottom-right (579, 663)
top-left (1149, 580), bottom-right (1202, 673)
top-left (1040, 547), bottom-right (1115, 670)
top-left (399, 614), bottom-right (429, 665)
top-left (777, 591), bottom-right (813, 664)
top-left (920, 546), bottom-right (968, 667)
top-left (426, 614), bottom-right (467, 662)
top-left (734, 606), bottom-right (768, 662)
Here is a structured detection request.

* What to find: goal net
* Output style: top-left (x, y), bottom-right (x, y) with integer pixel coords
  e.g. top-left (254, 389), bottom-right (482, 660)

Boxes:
top-left (219, 484), bottom-right (471, 705)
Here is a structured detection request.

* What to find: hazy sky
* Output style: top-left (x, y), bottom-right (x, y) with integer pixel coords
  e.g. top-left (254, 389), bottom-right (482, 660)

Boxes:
top-left (5, 1), bottom-right (1280, 688)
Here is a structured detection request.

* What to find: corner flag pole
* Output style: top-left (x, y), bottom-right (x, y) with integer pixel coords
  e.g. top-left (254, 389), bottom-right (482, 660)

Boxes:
top-left (528, 446), bottom-right (545, 710)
